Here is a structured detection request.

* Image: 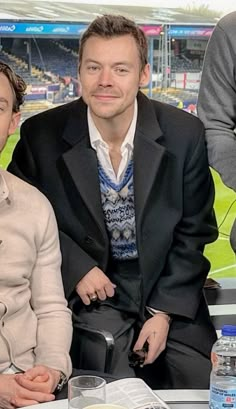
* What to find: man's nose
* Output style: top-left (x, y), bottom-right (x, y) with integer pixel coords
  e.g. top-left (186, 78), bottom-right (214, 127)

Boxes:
top-left (98, 68), bottom-right (113, 87)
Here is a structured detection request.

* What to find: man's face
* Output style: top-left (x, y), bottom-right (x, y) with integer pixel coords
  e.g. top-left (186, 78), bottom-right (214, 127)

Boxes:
top-left (79, 34), bottom-right (150, 123)
top-left (0, 72), bottom-right (20, 153)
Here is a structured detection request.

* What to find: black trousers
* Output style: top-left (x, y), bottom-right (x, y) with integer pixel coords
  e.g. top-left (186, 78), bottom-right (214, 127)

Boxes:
top-left (75, 304), bottom-right (212, 389)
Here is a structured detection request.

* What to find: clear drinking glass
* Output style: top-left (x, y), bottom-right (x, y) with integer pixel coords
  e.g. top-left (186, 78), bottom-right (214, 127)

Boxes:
top-left (68, 375), bottom-right (106, 409)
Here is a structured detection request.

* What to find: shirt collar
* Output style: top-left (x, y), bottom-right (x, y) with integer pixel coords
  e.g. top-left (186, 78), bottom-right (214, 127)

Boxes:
top-left (88, 99), bottom-right (138, 152)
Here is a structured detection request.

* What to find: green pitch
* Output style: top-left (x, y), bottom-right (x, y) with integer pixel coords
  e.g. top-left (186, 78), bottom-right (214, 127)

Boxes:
top-left (0, 130), bottom-right (20, 169)
top-left (1, 129), bottom-right (235, 278)
top-left (205, 171), bottom-right (236, 279)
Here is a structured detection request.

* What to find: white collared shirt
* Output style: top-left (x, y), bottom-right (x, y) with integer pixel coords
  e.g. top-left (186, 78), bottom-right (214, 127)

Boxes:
top-left (88, 99), bottom-right (137, 184)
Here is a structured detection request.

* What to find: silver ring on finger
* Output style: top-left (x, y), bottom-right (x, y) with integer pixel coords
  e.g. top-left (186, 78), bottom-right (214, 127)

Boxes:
top-left (90, 294), bottom-right (98, 302)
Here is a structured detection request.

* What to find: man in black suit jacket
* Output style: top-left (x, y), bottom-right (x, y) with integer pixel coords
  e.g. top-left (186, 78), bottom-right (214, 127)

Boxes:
top-left (9, 15), bottom-right (218, 389)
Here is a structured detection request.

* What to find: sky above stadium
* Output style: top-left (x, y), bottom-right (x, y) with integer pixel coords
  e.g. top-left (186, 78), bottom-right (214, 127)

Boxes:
top-left (154, 0), bottom-right (235, 13)
top-left (1, 0), bottom-right (235, 22)
top-left (84, 0), bottom-right (236, 14)
top-left (162, 0), bottom-right (235, 13)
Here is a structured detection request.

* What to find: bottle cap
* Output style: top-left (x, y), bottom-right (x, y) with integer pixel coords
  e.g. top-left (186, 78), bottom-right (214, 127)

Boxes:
top-left (222, 325), bottom-right (236, 336)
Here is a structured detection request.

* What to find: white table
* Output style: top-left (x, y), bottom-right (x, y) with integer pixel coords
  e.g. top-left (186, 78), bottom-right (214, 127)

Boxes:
top-left (157, 389), bottom-right (209, 408)
top-left (21, 390), bottom-right (209, 409)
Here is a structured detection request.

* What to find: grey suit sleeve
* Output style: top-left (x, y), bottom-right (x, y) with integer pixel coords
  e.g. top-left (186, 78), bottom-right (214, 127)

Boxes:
top-left (197, 23), bottom-right (236, 191)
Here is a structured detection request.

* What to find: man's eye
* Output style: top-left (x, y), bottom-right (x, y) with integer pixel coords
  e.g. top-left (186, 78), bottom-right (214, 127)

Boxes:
top-left (115, 67), bottom-right (128, 74)
top-left (87, 66), bottom-right (99, 71)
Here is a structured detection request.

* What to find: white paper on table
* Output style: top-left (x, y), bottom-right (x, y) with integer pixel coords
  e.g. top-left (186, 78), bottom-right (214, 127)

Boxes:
top-left (154, 390), bottom-right (209, 403)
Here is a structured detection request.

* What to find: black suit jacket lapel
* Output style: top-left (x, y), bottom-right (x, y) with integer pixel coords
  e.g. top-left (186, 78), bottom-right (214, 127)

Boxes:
top-left (60, 95), bottom-right (166, 239)
top-left (60, 98), bottom-right (107, 239)
top-left (134, 92), bottom-right (166, 231)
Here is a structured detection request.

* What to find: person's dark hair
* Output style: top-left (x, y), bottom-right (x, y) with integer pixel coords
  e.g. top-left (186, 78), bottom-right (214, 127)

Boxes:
top-left (0, 61), bottom-right (27, 112)
top-left (79, 14), bottom-right (148, 72)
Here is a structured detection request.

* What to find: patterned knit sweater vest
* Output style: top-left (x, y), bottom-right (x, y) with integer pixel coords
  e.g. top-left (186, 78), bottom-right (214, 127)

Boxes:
top-left (98, 160), bottom-right (138, 260)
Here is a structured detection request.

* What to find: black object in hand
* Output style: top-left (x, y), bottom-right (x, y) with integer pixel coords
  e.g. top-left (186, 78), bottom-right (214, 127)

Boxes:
top-left (128, 342), bottom-right (148, 367)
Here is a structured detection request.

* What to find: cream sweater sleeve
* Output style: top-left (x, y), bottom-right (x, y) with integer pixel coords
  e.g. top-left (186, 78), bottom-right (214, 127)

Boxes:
top-left (30, 194), bottom-right (72, 379)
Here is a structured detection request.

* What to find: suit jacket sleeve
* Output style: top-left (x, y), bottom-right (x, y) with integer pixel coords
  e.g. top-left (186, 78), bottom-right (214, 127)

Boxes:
top-left (8, 124), bottom-right (98, 299)
top-left (148, 126), bottom-right (218, 320)
top-left (197, 19), bottom-right (236, 191)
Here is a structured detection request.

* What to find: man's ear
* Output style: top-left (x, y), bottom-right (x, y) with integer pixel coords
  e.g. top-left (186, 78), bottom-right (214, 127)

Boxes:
top-left (139, 63), bottom-right (150, 88)
top-left (8, 112), bottom-right (21, 136)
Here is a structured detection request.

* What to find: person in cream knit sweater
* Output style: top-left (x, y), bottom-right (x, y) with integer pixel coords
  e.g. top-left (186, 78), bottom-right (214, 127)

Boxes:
top-left (0, 62), bottom-right (72, 408)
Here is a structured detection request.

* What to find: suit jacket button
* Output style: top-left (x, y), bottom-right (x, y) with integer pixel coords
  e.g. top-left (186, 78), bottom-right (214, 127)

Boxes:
top-left (85, 236), bottom-right (93, 244)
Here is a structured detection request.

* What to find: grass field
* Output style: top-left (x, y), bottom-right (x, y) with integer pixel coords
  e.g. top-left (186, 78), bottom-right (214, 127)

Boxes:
top-left (0, 130), bottom-right (20, 169)
top-left (205, 172), bottom-right (236, 279)
top-left (1, 129), bottom-right (235, 279)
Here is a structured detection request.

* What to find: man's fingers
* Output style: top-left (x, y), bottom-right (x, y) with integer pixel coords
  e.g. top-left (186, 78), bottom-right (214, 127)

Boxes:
top-left (75, 268), bottom-right (117, 305)
top-left (11, 398), bottom-right (39, 407)
top-left (96, 281), bottom-right (116, 299)
top-left (145, 331), bottom-right (167, 365)
top-left (81, 293), bottom-right (91, 305)
top-left (23, 391), bottom-right (55, 403)
top-left (33, 374), bottom-right (49, 383)
top-left (96, 288), bottom-right (107, 300)
top-left (77, 284), bottom-right (116, 305)
top-left (144, 338), bottom-right (157, 364)
top-left (133, 332), bottom-right (146, 352)
top-left (104, 283), bottom-right (116, 298)
top-left (144, 346), bottom-right (162, 365)
top-left (0, 398), bottom-right (15, 409)
top-left (23, 366), bottom-right (47, 380)
top-left (11, 389), bottom-right (55, 407)
top-left (133, 330), bottom-right (161, 363)
top-left (16, 373), bottom-right (49, 385)
top-left (15, 376), bottom-right (46, 392)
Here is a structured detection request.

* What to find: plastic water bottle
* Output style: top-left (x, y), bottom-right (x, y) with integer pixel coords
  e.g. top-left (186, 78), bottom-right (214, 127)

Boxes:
top-left (209, 325), bottom-right (236, 409)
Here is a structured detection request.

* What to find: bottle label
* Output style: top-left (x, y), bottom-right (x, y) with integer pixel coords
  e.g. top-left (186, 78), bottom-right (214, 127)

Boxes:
top-left (210, 385), bottom-right (236, 408)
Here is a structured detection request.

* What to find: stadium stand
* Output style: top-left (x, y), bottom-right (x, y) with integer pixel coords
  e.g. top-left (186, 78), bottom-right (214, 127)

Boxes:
top-left (29, 39), bottom-right (77, 78)
top-left (20, 101), bottom-right (55, 122)
top-left (0, 48), bottom-right (44, 84)
top-left (171, 56), bottom-right (202, 72)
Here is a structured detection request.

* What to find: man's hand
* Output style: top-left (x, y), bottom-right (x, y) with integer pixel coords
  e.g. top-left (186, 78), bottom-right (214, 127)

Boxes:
top-left (0, 372), bottom-right (55, 408)
top-left (15, 366), bottom-right (61, 396)
top-left (0, 395), bottom-right (15, 409)
top-left (133, 313), bottom-right (171, 365)
top-left (76, 266), bottom-right (116, 305)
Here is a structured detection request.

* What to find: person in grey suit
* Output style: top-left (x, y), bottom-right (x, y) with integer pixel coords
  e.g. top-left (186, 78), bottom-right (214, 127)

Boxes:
top-left (9, 14), bottom-right (218, 389)
top-left (197, 11), bottom-right (236, 251)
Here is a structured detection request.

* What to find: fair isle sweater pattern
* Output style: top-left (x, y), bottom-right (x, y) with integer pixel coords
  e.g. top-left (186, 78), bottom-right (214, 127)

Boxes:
top-left (98, 160), bottom-right (138, 260)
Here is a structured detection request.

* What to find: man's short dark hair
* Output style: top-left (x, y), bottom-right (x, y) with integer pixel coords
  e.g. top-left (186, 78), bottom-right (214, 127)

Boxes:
top-left (0, 61), bottom-right (27, 112)
top-left (79, 14), bottom-right (148, 72)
